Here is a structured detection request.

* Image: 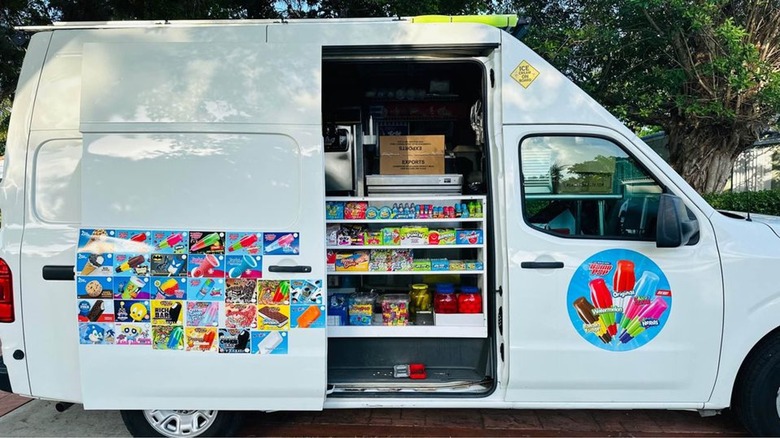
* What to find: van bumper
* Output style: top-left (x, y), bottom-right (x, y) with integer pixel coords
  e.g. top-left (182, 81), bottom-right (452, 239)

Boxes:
top-left (0, 356), bottom-right (12, 393)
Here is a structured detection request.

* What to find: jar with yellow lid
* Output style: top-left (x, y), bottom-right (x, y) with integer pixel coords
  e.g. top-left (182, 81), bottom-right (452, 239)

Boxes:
top-left (409, 284), bottom-right (432, 313)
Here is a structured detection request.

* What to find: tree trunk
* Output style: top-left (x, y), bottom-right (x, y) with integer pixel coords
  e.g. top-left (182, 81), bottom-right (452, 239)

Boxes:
top-left (666, 123), bottom-right (752, 194)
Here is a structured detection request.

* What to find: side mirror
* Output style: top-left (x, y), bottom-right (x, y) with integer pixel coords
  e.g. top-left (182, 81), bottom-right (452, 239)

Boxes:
top-left (656, 194), bottom-right (699, 248)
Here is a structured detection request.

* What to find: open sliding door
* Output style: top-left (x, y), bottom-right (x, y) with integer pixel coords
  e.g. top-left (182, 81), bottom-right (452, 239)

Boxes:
top-left (75, 41), bottom-right (327, 410)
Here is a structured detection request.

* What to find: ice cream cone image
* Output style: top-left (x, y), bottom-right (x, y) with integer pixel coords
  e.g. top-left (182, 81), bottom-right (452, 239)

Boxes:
top-left (80, 254), bottom-right (104, 276)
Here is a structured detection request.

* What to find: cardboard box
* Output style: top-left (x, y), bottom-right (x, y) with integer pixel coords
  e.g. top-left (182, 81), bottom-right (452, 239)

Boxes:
top-left (380, 135), bottom-right (445, 175)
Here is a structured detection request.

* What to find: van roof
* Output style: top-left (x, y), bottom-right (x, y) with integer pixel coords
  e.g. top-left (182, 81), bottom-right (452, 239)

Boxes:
top-left (17, 14), bottom-right (520, 32)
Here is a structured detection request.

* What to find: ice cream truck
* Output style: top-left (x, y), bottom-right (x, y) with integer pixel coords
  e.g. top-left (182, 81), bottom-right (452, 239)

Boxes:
top-left (2, 14), bottom-right (780, 437)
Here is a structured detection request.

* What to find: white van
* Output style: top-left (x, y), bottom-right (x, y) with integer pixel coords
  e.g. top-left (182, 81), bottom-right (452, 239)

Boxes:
top-left (3, 14), bottom-right (780, 437)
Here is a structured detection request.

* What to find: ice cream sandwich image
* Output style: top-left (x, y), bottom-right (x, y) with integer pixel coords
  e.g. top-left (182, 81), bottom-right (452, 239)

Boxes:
top-left (256, 331), bottom-right (284, 354)
top-left (258, 306), bottom-right (289, 328)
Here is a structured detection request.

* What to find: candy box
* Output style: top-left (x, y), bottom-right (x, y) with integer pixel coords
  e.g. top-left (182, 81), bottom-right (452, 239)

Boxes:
top-left (428, 229), bottom-right (456, 245)
top-left (327, 293), bottom-right (349, 326)
top-left (431, 258), bottom-right (450, 271)
top-left (344, 202), bottom-right (368, 220)
top-left (369, 250), bottom-right (392, 272)
top-left (380, 294), bottom-right (410, 326)
top-left (448, 260), bottom-right (466, 271)
top-left (364, 231), bottom-right (382, 246)
top-left (338, 224), bottom-right (365, 246)
top-left (456, 229), bottom-right (483, 245)
top-left (413, 258), bottom-right (432, 271)
top-left (399, 227), bottom-right (429, 245)
top-left (391, 250), bottom-right (413, 271)
top-left (335, 251), bottom-right (369, 271)
top-left (326, 250), bottom-right (336, 272)
top-left (382, 228), bottom-right (401, 245)
top-left (326, 202), bottom-right (344, 220)
top-left (465, 260), bottom-right (484, 271)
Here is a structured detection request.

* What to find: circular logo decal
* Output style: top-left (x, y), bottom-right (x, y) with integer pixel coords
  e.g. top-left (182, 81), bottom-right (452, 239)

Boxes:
top-left (566, 249), bottom-right (672, 351)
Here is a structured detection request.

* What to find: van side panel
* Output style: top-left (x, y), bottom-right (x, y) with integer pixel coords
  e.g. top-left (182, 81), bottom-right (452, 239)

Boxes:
top-left (0, 31), bottom-right (53, 396)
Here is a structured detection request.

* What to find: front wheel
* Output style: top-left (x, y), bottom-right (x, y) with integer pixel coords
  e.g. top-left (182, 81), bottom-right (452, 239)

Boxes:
top-left (120, 409), bottom-right (242, 437)
top-left (733, 335), bottom-right (780, 436)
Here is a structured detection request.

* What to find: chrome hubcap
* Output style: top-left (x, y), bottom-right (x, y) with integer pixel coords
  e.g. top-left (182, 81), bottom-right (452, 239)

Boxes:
top-left (143, 410), bottom-right (217, 437)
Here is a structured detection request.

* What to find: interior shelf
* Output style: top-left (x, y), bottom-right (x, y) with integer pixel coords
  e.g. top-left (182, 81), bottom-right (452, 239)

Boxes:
top-left (328, 324), bottom-right (487, 338)
top-left (326, 195), bottom-right (486, 202)
top-left (327, 244), bottom-right (483, 250)
top-left (326, 218), bottom-right (483, 224)
top-left (328, 270), bottom-right (484, 276)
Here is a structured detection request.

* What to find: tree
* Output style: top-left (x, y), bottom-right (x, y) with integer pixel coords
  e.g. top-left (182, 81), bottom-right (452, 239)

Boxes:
top-left (503, 0), bottom-right (780, 193)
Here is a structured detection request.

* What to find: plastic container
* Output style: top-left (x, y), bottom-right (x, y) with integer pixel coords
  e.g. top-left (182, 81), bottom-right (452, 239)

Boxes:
top-left (380, 294), bottom-right (410, 326)
top-left (348, 291), bottom-right (376, 326)
top-left (434, 283), bottom-right (458, 314)
top-left (458, 286), bottom-right (482, 313)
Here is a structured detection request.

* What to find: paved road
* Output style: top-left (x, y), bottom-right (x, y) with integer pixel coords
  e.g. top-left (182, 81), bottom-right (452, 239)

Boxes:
top-left (0, 397), bottom-right (748, 437)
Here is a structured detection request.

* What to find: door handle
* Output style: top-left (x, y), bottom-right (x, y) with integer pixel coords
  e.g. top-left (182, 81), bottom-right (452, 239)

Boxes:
top-left (268, 265), bottom-right (312, 273)
top-left (520, 261), bottom-right (564, 269)
top-left (43, 265), bottom-right (75, 281)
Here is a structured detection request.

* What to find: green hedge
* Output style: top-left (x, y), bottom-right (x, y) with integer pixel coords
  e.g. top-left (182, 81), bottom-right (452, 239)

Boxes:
top-left (703, 190), bottom-right (780, 216)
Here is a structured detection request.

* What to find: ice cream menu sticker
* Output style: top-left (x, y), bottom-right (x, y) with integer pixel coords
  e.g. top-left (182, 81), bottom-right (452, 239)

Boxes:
top-left (75, 228), bottom-right (321, 355)
top-left (566, 249), bottom-right (672, 352)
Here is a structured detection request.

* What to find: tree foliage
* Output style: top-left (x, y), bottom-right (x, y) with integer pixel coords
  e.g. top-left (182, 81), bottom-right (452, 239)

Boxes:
top-left (502, 0), bottom-right (780, 193)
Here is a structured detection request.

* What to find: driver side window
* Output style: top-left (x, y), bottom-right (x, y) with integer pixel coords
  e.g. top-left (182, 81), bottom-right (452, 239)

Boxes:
top-left (520, 135), bottom-right (663, 240)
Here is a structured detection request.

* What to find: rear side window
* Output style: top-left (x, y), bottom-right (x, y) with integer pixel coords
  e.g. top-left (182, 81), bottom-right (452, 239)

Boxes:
top-left (520, 135), bottom-right (662, 240)
top-left (33, 139), bottom-right (82, 223)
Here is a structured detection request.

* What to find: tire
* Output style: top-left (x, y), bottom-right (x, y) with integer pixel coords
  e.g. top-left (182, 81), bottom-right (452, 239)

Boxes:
top-left (733, 335), bottom-right (780, 436)
top-left (120, 409), bottom-right (243, 437)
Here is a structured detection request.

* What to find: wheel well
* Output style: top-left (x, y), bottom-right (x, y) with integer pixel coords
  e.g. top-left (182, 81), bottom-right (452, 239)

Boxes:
top-left (732, 325), bottom-right (780, 405)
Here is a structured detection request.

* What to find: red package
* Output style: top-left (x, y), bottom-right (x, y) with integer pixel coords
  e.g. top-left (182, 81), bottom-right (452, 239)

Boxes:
top-left (344, 202), bottom-right (368, 220)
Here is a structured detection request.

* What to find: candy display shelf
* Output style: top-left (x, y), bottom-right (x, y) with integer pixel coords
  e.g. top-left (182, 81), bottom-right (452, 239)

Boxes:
top-left (328, 270), bottom-right (483, 276)
top-left (327, 244), bottom-right (484, 250)
top-left (327, 324), bottom-right (487, 338)
top-left (326, 218), bottom-right (483, 224)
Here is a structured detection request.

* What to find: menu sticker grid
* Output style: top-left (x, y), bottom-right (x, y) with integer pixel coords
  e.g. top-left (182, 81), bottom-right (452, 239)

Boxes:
top-left (76, 229), bottom-right (316, 354)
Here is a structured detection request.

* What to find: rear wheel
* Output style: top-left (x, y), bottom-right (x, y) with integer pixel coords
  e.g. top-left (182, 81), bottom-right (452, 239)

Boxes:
top-left (120, 409), bottom-right (242, 437)
top-left (733, 335), bottom-right (780, 436)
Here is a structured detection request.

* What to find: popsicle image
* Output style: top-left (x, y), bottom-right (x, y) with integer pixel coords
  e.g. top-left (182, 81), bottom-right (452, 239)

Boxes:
top-left (589, 278), bottom-right (617, 336)
top-left (619, 271), bottom-right (659, 332)
top-left (572, 297), bottom-right (612, 343)
top-left (257, 331), bottom-right (283, 354)
top-left (191, 254), bottom-right (219, 277)
top-left (115, 255), bottom-right (145, 273)
top-left (228, 234), bottom-right (259, 252)
top-left (80, 254), bottom-right (104, 275)
top-left (264, 233), bottom-right (295, 253)
top-left (155, 233), bottom-right (184, 251)
top-left (204, 304), bottom-right (219, 326)
top-left (619, 297), bottom-right (668, 343)
top-left (158, 278), bottom-right (181, 298)
top-left (165, 257), bottom-right (185, 276)
top-left (612, 260), bottom-right (635, 326)
top-left (167, 326), bottom-right (183, 349)
top-left (202, 330), bottom-right (216, 349)
top-left (191, 233), bottom-right (221, 252)
top-left (129, 232), bottom-right (147, 242)
top-left (296, 306), bottom-right (322, 328)
top-left (196, 278), bottom-right (216, 299)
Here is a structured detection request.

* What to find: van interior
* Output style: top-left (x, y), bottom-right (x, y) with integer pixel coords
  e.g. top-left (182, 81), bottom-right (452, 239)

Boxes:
top-left (321, 58), bottom-right (495, 396)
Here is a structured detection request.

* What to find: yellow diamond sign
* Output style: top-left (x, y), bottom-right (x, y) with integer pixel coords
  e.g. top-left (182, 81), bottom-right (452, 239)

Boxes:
top-left (511, 60), bottom-right (540, 88)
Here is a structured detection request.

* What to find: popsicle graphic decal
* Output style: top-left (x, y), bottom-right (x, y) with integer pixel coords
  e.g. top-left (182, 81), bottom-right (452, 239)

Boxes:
top-left (567, 249), bottom-right (672, 351)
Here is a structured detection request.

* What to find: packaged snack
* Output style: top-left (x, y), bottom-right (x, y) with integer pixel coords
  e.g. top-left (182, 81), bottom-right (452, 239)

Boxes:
top-left (364, 231), bottom-right (382, 246)
top-left (327, 293), bottom-right (349, 326)
top-left (448, 260), bottom-right (467, 271)
top-left (456, 229), bottom-right (484, 245)
top-left (335, 251), bottom-right (370, 271)
top-left (428, 229), bottom-right (456, 245)
top-left (382, 227), bottom-right (401, 246)
top-left (413, 258), bottom-right (432, 271)
top-left (378, 206), bottom-right (392, 219)
top-left (391, 250), bottom-right (413, 271)
top-left (344, 202), bottom-right (368, 220)
top-left (366, 206), bottom-right (379, 220)
top-left (348, 292), bottom-right (376, 326)
top-left (399, 227), bottom-right (429, 245)
top-left (338, 224), bottom-right (365, 246)
top-left (326, 224), bottom-right (341, 246)
top-left (326, 201), bottom-right (344, 220)
top-left (369, 250), bottom-right (392, 272)
top-left (431, 258), bottom-right (450, 271)
top-left (465, 260), bottom-right (485, 271)
top-left (380, 294), bottom-right (410, 326)
top-left (327, 250), bottom-right (336, 272)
